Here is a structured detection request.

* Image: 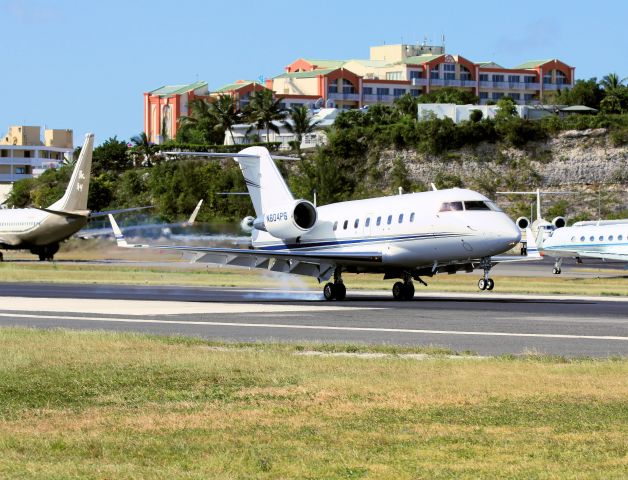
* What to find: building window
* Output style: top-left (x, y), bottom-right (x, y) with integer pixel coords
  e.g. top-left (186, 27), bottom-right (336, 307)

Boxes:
top-left (508, 75), bottom-right (520, 83)
top-left (376, 88), bottom-right (390, 96)
top-left (410, 70), bottom-right (422, 79)
top-left (329, 79), bottom-right (338, 93)
top-left (524, 76), bottom-right (535, 83)
top-left (386, 71), bottom-right (402, 80)
top-left (524, 93), bottom-right (535, 102)
top-left (410, 89), bottom-right (420, 97)
top-left (507, 93), bottom-right (521, 100)
top-left (479, 91), bottom-right (489, 99)
top-left (430, 69), bottom-right (440, 79)
top-left (479, 74), bottom-right (489, 81)
top-left (393, 88), bottom-right (405, 97)
top-left (24, 150), bottom-right (31, 158)
top-left (343, 81), bottom-right (355, 94)
top-left (15, 167), bottom-right (26, 174)
top-left (460, 66), bottom-right (472, 81)
top-left (492, 74), bottom-right (504, 82)
top-left (443, 64), bottom-right (455, 72)
top-left (492, 92), bottom-right (504, 100)
top-left (543, 74), bottom-right (552, 84)
top-left (555, 71), bottom-right (567, 85)
top-left (363, 87), bottom-right (373, 95)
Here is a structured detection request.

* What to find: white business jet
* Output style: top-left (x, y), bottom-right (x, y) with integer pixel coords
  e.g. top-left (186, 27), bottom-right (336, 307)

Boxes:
top-left (109, 146), bottom-right (531, 300)
top-left (535, 220), bottom-right (628, 273)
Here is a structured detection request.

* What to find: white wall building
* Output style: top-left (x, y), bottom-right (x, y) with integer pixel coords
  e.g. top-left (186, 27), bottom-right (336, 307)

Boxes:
top-left (417, 103), bottom-right (557, 123)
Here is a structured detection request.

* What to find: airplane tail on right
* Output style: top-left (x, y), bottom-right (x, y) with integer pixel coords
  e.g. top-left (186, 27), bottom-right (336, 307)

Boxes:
top-left (525, 227), bottom-right (543, 258)
top-left (233, 146), bottom-right (294, 218)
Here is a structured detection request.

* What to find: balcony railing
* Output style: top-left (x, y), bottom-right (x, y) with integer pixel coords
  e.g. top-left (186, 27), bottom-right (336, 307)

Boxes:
top-left (328, 92), bottom-right (360, 101)
top-left (0, 158), bottom-right (61, 167)
top-left (363, 94), bottom-right (395, 103)
top-left (543, 83), bottom-right (571, 91)
top-left (411, 78), bottom-right (428, 86)
top-left (479, 81), bottom-right (542, 90)
top-left (0, 173), bottom-right (32, 182)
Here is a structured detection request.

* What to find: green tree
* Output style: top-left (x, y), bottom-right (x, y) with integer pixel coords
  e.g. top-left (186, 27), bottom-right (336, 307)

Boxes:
top-left (210, 94), bottom-right (240, 144)
top-left (393, 93), bottom-right (419, 117)
top-left (282, 105), bottom-right (320, 156)
top-left (177, 98), bottom-right (224, 144)
top-left (245, 89), bottom-right (286, 142)
top-left (129, 132), bottom-right (156, 167)
top-left (417, 87), bottom-right (479, 105)
top-left (92, 137), bottom-right (131, 174)
top-left (555, 78), bottom-right (604, 109)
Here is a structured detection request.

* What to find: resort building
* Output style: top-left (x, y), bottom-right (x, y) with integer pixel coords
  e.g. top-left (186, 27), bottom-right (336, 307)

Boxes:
top-left (143, 42), bottom-right (575, 144)
top-left (0, 125), bottom-right (73, 202)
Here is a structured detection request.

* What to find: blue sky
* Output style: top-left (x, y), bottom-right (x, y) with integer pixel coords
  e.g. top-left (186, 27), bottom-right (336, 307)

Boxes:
top-left (1, 0), bottom-right (626, 146)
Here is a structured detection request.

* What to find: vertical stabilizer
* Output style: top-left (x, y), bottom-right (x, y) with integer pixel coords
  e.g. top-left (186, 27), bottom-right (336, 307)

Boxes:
top-left (233, 146), bottom-right (294, 217)
top-left (49, 133), bottom-right (94, 212)
top-left (526, 227), bottom-right (543, 257)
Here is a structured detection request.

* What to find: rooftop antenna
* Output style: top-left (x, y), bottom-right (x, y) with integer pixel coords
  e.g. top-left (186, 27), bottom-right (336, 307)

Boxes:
top-left (441, 33), bottom-right (446, 50)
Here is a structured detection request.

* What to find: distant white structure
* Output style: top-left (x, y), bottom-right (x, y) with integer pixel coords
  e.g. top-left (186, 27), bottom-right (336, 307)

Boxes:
top-left (417, 103), bottom-right (557, 123)
top-left (224, 108), bottom-right (339, 150)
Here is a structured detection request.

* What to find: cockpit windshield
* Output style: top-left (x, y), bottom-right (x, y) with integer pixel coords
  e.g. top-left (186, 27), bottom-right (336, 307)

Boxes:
top-left (439, 200), bottom-right (503, 212)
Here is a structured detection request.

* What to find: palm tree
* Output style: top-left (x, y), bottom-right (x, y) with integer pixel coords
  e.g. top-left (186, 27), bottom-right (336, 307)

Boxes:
top-left (282, 105), bottom-right (320, 156)
top-left (245, 89), bottom-right (286, 143)
top-left (210, 94), bottom-right (240, 144)
top-left (393, 93), bottom-right (419, 117)
top-left (600, 73), bottom-right (626, 93)
top-left (178, 98), bottom-right (222, 144)
top-left (130, 132), bottom-right (155, 167)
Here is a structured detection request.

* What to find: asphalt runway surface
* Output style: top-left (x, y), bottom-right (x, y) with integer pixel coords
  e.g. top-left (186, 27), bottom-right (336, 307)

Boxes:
top-left (1, 282), bottom-right (626, 357)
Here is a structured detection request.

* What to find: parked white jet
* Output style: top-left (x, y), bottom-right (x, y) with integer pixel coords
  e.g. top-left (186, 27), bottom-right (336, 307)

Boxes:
top-left (109, 146), bottom-right (532, 300)
top-left (0, 133), bottom-right (147, 261)
top-left (536, 221), bottom-right (628, 273)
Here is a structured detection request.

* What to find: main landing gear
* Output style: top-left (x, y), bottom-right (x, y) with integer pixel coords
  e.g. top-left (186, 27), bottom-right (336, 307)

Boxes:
top-left (31, 243), bottom-right (59, 262)
top-left (323, 267), bottom-right (347, 301)
top-left (392, 272), bottom-right (417, 301)
top-left (478, 256), bottom-right (495, 291)
top-left (552, 258), bottom-right (563, 275)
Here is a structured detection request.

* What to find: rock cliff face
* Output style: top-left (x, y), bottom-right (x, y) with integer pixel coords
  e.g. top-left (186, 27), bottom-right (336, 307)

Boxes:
top-left (379, 128), bottom-right (627, 218)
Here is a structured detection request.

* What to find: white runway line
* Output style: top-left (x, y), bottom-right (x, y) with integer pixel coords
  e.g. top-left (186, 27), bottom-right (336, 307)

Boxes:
top-left (1, 312), bottom-right (627, 342)
top-left (3, 297), bottom-right (374, 315)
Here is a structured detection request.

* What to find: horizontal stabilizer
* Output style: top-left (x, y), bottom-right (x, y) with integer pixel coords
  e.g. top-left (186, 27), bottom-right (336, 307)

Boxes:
top-left (32, 207), bottom-right (88, 219)
top-left (90, 205), bottom-right (153, 218)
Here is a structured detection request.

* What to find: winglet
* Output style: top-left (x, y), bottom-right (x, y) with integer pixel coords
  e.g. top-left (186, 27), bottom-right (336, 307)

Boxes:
top-left (525, 227), bottom-right (542, 258)
top-left (108, 214), bottom-right (129, 247)
top-left (186, 199), bottom-right (203, 225)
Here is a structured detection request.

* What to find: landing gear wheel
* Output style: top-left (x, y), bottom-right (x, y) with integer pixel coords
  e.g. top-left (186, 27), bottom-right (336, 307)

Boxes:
top-left (38, 253), bottom-right (46, 262)
top-left (403, 282), bottom-right (415, 300)
top-left (323, 282), bottom-right (336, 301)
top-left (486, 278), bottom-right (495, 291)
top-left (478, 278), bottom-right (487, 291)
top-left (552, 267), bottom-right (562, 275)
top-left (392, 282), bottom-right (405, 300)
top-left (334, 283), bottom-right (346, 301)
top-left (0, 251), bottom-right (3, 262)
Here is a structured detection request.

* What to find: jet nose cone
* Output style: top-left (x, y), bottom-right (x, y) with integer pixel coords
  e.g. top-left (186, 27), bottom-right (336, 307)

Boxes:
top-left (504, 221), bottom-right (521, 245)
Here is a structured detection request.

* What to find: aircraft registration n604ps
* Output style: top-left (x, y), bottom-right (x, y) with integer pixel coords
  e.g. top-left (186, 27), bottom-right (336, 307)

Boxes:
top-left (109, 146), bottom-right (538, 301)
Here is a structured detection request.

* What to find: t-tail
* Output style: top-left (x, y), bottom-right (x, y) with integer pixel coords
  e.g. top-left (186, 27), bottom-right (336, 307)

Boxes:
top-left (233, 146), bottom-right (294, 217)
top-left (48, 133), bottom-right (94, 213)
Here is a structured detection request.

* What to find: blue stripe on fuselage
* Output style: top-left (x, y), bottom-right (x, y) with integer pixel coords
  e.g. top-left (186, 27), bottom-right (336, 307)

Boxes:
top-left (255, 232), bottom-right (472, 252)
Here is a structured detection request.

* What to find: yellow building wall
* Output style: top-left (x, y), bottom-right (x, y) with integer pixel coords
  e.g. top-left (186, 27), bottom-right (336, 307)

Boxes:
top-left (273, 77), bottom-right (320, 96)
top-left (44, 129), bottom-right (73, 148)
top-left (370, 45), bottom-right (405, 63)
top-left (0, 126), bottom-right (42, 146)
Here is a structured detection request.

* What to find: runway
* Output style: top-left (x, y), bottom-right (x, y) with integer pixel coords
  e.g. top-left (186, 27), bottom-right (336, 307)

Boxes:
top-left (1, 283), bottom-right (627, 357)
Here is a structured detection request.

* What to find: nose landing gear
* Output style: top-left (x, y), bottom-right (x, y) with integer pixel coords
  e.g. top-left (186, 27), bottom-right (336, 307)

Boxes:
top-left (552, 258), bottom-right (563, 275)
top-left (478, 256), bottom-right (495, 291)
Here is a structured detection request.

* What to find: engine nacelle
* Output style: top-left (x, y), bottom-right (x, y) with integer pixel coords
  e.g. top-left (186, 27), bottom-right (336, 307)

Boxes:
top-left (552, 216), bottom-right (566, 229)
top-left (240, 216), bottom-right (255, 233)
top-left (264, 200), bottom-right (318, 239)
top-left (516, 216), bottom-right (530, 230)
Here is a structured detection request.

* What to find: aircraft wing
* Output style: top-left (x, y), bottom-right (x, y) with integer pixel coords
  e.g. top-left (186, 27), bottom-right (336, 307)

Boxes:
top-left (108, 215), bottom-right (382, 281)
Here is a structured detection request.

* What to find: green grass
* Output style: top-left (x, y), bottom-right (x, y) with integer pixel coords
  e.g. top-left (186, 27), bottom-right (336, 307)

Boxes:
top-left (0, 328), bottom-right (626, 479)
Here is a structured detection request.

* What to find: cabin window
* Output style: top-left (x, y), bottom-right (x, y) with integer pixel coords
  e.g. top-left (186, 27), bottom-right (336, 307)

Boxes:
top-left (589, 236), bottom-right (594, 242)
top-left (464, 201), bottom-right (491, 211)
top-left (398, 214), bottom-right (403, 223)
top-left (343, 220), bottom-right (348, 230)
top-left (376, 216), bottom-right (381, 226)
top-left (354, 219), bottom-right (359, 228)
top-left (580, 236), bottom-right (585, 242)
top-left (599, 235), bottom-right (604, 241)
top-left (333, 221), bottom-right (338, 231)
top-left (387, 215), bottom-right (392, 225)
top-left (439, 201), bottom-right (463, 212)
top-left (609, 235), bottom-right (614, 241)
top-left (410, 212), bottom-right (415, 222)
top-left (619, 235), bottom-right (623, 241)
top-left (571, 236), bottom-right (575, 242)
top-left (365, 218), bottom-right (370, 227)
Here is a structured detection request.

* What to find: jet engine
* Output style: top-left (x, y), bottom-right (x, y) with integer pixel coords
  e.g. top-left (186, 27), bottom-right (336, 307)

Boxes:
top-left (263, 200), bottom-right (318, 239)
top-left (516, 217), bottom-right (530, 230)
top-left (552, 216), bottom-right (566, 229)
top-left (240, 216), bottom-right (255, 233)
